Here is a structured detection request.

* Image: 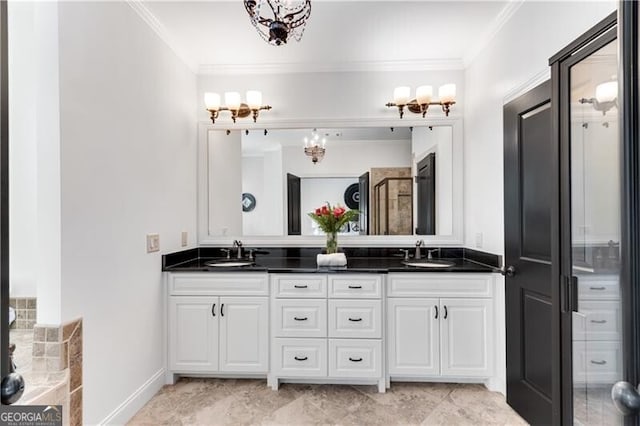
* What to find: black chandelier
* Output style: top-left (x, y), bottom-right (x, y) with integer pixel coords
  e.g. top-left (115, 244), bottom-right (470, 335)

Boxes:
top-left (244, 0), bottom-right (312, 46)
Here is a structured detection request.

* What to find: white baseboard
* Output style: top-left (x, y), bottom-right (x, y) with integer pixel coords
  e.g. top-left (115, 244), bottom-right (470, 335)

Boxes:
top-left (98, 368), bottom-right (165, 425)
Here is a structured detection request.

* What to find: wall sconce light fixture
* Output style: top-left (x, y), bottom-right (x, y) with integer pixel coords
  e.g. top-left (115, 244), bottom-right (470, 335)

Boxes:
top-left (304, 129), bottom-right (326, 164)
top-left (579, 81), bottom-right (618, 115)
top-left (386, 84), bottom-right (456, 118)
top-left (204, 91), bottom-right (272, 123)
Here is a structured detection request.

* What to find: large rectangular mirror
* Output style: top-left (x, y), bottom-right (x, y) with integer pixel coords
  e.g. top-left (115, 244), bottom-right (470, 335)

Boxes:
top-left (198, 123), bottom-right (463, 245)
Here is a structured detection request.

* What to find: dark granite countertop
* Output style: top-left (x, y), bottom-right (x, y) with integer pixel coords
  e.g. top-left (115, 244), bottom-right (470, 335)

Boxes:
top-left (162, 247), bottom-right (501, 274)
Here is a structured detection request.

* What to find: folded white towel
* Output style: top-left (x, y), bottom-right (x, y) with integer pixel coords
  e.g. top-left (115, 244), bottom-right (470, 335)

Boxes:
top-left (317, 253), bottom-right (347, 267)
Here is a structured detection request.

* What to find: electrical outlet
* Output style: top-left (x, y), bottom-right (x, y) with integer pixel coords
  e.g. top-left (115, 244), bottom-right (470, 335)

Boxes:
top-left (146, 234), bottom-right (160, 253)
top-left (475, 232), bottom-right (483, 249)
top-left (181, 231), bottom-right (188, 247)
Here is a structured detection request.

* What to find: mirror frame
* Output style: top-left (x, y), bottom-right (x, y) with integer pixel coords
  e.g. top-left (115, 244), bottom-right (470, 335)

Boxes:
top-left (197, 117), bottom-right (464, 247)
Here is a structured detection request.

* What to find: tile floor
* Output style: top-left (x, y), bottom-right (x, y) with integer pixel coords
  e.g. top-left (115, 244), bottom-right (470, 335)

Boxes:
top-left (128, 379), bottom-right (528, 425)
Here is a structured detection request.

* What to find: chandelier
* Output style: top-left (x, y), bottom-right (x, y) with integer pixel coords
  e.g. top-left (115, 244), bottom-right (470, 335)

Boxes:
top-left (386, 84), bottom-right (457, 118)
top-left (244, 0), bottom-right (312, 46)
top-left (304, 130), bottom-right (325, 164)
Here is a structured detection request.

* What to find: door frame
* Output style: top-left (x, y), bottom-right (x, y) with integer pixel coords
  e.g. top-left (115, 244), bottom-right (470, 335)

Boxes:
top-left (620, 2), bottom-right (640, 424)
top-left (1, 0), bottom-right (9, 380)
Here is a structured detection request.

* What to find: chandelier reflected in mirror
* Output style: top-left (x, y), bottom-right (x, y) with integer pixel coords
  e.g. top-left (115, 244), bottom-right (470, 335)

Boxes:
top-left (304, 129), bottom-right (326, 164)
top-left (244, 0), bottom-right (312, 46)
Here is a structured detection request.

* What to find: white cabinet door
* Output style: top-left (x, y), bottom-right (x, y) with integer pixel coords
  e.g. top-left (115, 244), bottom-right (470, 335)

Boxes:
top-left (169, 296), bottom-right (219, 372)
top-left (440, 298), bottom-right (492, 377)
top-left (388, 298), bottom-right (440, 376)
top-left (219, 297), bottom-right (269, 373)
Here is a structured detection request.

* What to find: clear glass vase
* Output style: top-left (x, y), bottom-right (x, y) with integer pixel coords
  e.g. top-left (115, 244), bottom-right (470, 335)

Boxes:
top-left (326, 231), bottom-right (338, 254)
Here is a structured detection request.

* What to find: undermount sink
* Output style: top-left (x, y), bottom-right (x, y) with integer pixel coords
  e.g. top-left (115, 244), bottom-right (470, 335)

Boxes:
top-left (402, 260), bottom-right (455, 268)
top-left (205, 261), bottom-right (255, 268)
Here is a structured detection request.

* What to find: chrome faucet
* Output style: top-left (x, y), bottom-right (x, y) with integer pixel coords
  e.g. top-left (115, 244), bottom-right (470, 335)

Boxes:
top-left (415, 240), bottom-right (424, 260)
top-left (233, 240), bottom-right (243, 259)
top-left (427, 248), bottom-right (441, 260)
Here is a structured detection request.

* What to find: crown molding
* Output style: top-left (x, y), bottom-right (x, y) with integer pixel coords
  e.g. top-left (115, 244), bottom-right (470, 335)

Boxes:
top-left (502, 67), bottom-right (550, 105)
top-left (197, 58), bottom-right (465, 76)
top-left (126, 0), bottom-right (197, 73)
top-left (463, 0), bottom-right (525, 68)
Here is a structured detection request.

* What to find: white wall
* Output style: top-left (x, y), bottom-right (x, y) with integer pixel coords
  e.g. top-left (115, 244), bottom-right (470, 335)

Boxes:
top-left (56, 2), bottom-right (197, 423)
top-left (463, 0), bottom-right (616, 255)
top-left (8, 1), bottom-right (37, 298)
top-left (242, 154), bottom-right (284, 236)
top-left (208, 130), bottom-right (242, 236)
top-left (198, 69), bottom-right (464, 123)
top-left (300, 177), bottom-right (359, 235)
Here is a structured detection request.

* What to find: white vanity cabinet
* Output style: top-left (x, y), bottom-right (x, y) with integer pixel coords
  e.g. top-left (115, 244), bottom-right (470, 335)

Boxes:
top-left (167, 273), bottom-right (269, 381)
top-left (269, 273), bottom-right (385, 392)
top-left (387, 273), bottom-right (495, 380)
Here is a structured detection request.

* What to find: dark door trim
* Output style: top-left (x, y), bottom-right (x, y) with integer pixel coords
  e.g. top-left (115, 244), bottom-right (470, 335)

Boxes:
top-left (0, 0), bottom-right (9, 380)
top-left (620, 3), bottom-right (640, 425)
top-left (550, 13), bottom-right (618, 425)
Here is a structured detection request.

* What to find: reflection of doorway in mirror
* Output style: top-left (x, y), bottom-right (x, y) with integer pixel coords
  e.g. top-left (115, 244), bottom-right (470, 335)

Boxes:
top-left (370, 167), bottom-right (412, 235)
top-left (300, 177), bottom-right (359, 236)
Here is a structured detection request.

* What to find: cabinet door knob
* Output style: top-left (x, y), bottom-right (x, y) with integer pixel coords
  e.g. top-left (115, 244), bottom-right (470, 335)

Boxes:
top-left (590, 319), bottom-right (607, 324)
top-left (444, 305), bottom-right (448, 319)
top-left (434, 305), bottom-right (438, 319)
top-left (348, 317), bottom-right (362, 322)
top-left (211, 303), bottom-right (216, 317)
top-left (294, 285), bottom-right (308, 289)
top-left (349, 357), bottom-right (363, 362)
top-left (590, 286), bottom-right (606, 290)
top-left (294, 356), bottom-right (308, 361)
top-left (591, 360), bottom-right (607, 365)
top-left (294, 317), bottom-right (308, 321)
top-left (221, 303), bottom-right (224, 317)
top-left (348, 285), bottom-right (362, 289)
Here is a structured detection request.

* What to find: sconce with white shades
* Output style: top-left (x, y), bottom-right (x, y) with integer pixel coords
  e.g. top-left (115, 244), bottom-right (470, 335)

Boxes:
top-left (386, 84), bottom-right (456, 118)
top-left (204, 91), bottom-right (272, 123)
top-left (579, 80), bottom-right (618, 115)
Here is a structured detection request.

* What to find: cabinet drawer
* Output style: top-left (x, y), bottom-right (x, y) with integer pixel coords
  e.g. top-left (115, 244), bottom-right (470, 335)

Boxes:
top-left (572, 301), bottom-right (621, 341)
top-left (573, 341), bottom-right (621, 384)
top-left (169, 273), bottom-right (268, 296)
top-left (328, 275), bottom-right (382, 299)
top-left (329, 339), bottom-right (382, 378)
top-left (328, 300), bottom-right (381, 339)
top-left (274, 299), bottom-right (327, 338)
top-left (273, 274), bottom-right (327, 298)
top-left (273, 338), bottom-right (327, 377)
top-left (577, 276), bottom-right (620, 300)
top-left (388, 273), bottom-right (493, 298)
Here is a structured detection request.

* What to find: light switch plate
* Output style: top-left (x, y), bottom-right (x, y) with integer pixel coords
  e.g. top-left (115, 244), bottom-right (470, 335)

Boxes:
top-left (147, 233), bottom-right (160, 253)
top-left (181, 231), bottom-right (188, 247)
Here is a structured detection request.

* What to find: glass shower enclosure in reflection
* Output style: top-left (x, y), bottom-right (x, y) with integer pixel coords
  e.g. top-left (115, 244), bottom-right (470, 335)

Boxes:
top-left (569, 37), bottom-right (622, 425)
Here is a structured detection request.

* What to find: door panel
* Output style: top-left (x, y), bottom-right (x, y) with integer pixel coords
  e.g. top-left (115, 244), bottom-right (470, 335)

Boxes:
top-left (169, 296), bottom-right (219, 372)
top-left (359, 172), bottom-right (369, 235)
top-left (504, 81), bottom-right (554, 425)
top-left (440, 298), bottom-right (492, 377)
top-left (388, 298), bottom-right (439, 376)
top-left (416, 153), bottom-right (436, 235)
top-left (287, 173), bottom-right (301, 235)
top-left (565, 35), bottom-right (623, 425)
top-left (219, 297), bottom-right (269, 373)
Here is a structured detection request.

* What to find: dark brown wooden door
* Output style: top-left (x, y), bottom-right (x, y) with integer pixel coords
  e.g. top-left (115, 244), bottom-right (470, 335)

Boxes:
top-left (504, 81), bottom-right (554, 424)
top-left (358, 172), bottom-right (369, 235)
top-left (287, 173), bottom-right (301, 235)
top-left (416, 153), bottom-right (436, 235)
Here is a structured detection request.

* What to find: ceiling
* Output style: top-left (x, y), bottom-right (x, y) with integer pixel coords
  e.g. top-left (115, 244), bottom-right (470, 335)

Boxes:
top-left (140, 1), bottom-right (513, 74)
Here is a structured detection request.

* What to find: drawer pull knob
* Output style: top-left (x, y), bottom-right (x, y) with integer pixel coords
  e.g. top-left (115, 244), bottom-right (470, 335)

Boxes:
top-left (294, 285), bottom-right (308, 289)
top-left (590, 286), bottom-right (606, 290)
top-left (348, 285), bottom-right (362, 289)
top-left (294, 356), bottom-right (308, 361)
top-left (590, 319), bottom-right (607, 324)
top-left (348, 317), bottom-right (363, 322)
top-left (591, 360), bottom-right (607, 365)
top-left (294, 317), bottom-right (308, 321)
top-left (349, 357), bottom-right (363, 362)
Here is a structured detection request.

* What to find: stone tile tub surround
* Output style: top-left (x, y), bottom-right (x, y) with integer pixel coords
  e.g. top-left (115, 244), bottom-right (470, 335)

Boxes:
top-left (9, 297), bottom-right (37, 329)
top-left (162, 246), bottom-right (502, 271)
top-left (31, 319), bottom-right (83, 426)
